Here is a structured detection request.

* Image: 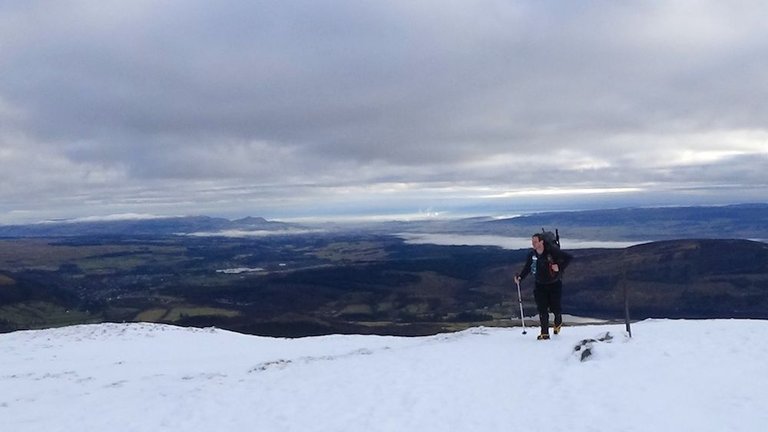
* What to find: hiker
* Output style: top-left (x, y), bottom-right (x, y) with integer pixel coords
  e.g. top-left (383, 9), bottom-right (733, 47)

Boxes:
top-left (514, 233), bottom-right (573, 340)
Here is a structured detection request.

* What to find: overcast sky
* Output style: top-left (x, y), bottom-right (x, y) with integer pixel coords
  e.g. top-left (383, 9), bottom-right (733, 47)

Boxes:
top-left (1, 0), bottom-right (766, 224)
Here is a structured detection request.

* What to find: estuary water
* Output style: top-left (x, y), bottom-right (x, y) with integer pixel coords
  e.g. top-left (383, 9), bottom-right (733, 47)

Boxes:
top-left (398, 233), bottom-right (647, 250)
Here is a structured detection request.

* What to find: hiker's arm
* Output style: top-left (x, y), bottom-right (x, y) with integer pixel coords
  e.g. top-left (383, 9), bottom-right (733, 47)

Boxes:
top-left (515, 252), bottom-right (533, 282)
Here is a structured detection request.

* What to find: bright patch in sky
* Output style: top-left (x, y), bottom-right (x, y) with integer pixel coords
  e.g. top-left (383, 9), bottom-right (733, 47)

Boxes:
top-left (483, 187), bottom-right (644, 199)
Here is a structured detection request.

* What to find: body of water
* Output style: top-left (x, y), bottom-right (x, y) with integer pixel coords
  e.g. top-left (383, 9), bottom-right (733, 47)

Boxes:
top-left (398, 233), bottom-right (647, 250)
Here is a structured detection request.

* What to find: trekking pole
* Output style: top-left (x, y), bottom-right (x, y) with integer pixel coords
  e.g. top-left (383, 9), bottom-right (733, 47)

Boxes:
top-left (515, 279), bottom-right (527, 335)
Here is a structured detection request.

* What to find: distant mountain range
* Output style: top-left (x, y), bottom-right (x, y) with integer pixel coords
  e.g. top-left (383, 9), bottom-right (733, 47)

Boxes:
top-left (384, 203), bottom-right (768, 242)
top-left (1, 203), bottom-right (766, 241)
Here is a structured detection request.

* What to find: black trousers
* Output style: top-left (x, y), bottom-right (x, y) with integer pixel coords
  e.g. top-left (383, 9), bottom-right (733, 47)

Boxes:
top-left (534, 280), bottom-right (562, 335)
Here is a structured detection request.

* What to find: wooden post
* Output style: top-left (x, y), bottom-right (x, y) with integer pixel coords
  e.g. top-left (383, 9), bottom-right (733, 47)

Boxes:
top-left (622, 249), bottom-right (632, 337)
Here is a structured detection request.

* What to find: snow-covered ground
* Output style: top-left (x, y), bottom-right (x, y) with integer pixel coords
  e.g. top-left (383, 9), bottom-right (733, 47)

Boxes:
top-left (1, 320), bottom-right (766, 432)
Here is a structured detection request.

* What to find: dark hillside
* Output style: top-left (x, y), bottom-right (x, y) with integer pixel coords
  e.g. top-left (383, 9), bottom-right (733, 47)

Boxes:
top-left (562, 239), bottom-right (768, 319)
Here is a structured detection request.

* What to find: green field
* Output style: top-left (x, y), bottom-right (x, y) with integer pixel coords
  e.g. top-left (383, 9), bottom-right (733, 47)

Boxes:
top-left (135, 306), bottom-right (240, 322)
top-left (0, 301), bottom-right (99, 330)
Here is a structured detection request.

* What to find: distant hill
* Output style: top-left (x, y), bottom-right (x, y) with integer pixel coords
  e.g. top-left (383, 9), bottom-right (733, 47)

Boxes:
top-left (0, 215), bottom-right (303, 237)
top-left (481, 203), bottom-right (768, 240)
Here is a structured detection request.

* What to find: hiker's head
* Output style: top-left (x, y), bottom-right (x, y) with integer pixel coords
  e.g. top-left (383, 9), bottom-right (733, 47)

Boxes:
top-left (531, 233), bottom-right (545, 250)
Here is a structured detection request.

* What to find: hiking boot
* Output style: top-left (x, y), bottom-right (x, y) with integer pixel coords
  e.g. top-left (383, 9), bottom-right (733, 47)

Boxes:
top-left (537, 333), bottom-right (550, 340)
top-left (553, 324), bottom-right (562, 335)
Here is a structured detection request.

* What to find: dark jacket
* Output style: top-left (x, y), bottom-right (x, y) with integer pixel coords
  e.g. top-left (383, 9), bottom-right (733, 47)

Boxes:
top-left (518, 247), bottom-right (573, 285)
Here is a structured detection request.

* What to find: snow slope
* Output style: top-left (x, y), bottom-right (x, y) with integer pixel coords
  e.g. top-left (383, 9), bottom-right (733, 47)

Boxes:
top-left (1, 320), bottom-right (766, 432)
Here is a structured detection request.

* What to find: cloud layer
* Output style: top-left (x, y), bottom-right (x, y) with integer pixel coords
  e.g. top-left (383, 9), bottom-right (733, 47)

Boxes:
top-left (2, 1), bottom-right (767, 223)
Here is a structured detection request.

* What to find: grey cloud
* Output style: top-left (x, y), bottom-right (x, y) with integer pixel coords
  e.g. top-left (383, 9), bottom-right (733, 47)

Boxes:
top-left (1, 1), bottom-right (767, 223)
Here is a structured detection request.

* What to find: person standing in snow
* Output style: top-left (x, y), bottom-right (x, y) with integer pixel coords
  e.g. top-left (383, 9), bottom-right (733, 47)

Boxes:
top-left (514, 233), bottom-right (573, 340)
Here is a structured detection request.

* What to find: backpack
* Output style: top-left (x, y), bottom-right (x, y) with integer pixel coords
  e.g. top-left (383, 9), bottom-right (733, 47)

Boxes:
top-left (541, 228), bottom-right (560, 252)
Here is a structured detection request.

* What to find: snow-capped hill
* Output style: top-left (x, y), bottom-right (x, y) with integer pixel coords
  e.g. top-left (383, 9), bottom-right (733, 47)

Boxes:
top-left (2, 320), bottom-right (766, 431)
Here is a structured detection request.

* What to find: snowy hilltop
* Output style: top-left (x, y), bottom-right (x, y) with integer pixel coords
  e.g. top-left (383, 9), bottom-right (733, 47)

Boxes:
top-left (1, 320), bottom-right (766, 432)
